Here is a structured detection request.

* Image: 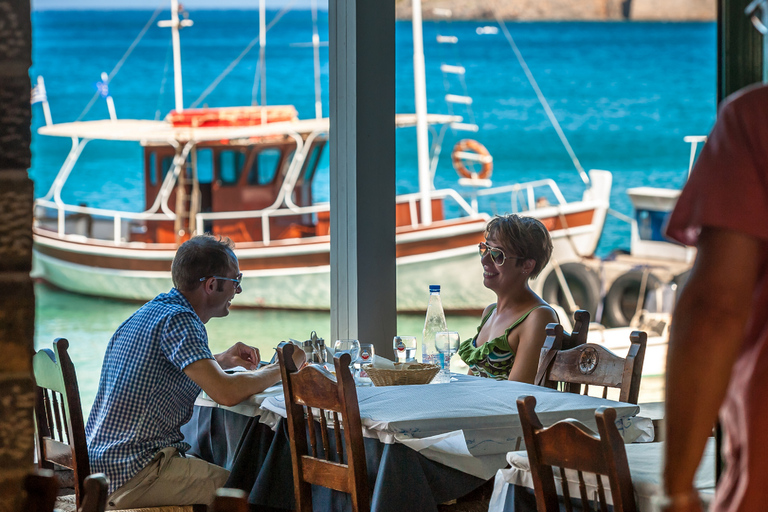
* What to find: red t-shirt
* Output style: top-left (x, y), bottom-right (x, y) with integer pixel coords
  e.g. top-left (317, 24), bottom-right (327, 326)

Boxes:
top-left (666, 84), bottom-right (768, 511)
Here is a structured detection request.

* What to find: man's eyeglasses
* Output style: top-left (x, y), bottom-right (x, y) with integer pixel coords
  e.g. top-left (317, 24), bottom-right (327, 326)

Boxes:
top-left (478, 242), bottom-right (525, 266)
top-left (199, 273), bottom-right (243, 290)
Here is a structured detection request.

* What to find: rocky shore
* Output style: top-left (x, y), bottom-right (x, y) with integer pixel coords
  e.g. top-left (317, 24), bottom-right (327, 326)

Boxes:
top-left (395, 0), bottom-right (716, 21)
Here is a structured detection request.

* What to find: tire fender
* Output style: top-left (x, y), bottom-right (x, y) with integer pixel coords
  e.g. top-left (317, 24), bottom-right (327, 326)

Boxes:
top-left (541, 263), bottom-right (601, 320)
top-left (602, 269), bottom-right (662, 328)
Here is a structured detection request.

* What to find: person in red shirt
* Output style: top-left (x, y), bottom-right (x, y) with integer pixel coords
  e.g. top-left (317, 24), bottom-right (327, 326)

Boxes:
top-left (662, 84), bottom-right (768, 511)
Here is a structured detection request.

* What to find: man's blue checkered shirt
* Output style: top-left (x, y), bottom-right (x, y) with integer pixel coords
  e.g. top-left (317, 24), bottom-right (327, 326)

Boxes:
top-left (85, 288), bottom-right (214, 494)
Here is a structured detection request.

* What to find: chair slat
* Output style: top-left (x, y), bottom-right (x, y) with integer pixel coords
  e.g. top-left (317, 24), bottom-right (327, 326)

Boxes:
top-left (560, 466), bottom-right (573, 512)
top-left (306, 407), bottom-right (318, 458)
top-left (319, 409), bottom-right (331, 457)
top-left (333, 412), bottom-right (343, 463)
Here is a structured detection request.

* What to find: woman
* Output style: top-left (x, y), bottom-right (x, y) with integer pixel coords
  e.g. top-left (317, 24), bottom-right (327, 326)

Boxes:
top-left (458, 214), bottom-right (558, 382)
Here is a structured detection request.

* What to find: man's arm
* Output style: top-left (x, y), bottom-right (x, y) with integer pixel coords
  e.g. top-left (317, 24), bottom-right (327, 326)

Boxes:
top-left (663, 226), bottom-right (763, 509)
top-left (184, 347), bottom-right (306, 407)
top-left (184, 359), bottom-right (282, 406)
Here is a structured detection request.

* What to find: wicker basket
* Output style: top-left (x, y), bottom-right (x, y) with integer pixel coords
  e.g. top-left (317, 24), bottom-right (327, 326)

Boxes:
top-left (362, 363), bottom-right (440, 386)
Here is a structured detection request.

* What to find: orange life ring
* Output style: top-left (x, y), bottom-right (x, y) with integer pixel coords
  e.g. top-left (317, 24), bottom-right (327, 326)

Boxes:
top-left (451, 139), bottom-right (493, 180)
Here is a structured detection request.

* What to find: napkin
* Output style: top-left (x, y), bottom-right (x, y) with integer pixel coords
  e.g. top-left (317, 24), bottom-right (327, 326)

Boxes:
top-left (370, 356), bottom-right (421, 371)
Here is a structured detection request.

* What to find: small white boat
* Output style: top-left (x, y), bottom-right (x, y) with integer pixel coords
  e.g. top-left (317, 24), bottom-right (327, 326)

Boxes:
top-left (31, 3), bottom-right (612, 312)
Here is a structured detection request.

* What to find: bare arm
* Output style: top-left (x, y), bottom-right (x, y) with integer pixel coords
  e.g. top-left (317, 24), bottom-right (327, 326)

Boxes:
top-left (663, 227), bottom-right (763, 510)
top-left (185, 345), bottom-right (306, 407)
top-left (507, 306), bottom-right (558, 383)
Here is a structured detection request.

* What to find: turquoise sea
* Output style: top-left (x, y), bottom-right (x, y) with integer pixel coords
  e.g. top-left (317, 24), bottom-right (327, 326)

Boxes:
top-left (30, 9), bottom-right (716, 410)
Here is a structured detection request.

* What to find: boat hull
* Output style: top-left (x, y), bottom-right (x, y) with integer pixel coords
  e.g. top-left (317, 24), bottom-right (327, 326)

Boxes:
top-left (32, 202), bottom-right (604, 312)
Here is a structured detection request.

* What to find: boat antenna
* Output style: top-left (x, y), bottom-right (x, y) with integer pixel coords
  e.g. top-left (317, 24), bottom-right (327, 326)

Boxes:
top-left (75, 4), bottom-right (164, 121)
top-left (412, 0), bottom-right (433, 225)
top-left (311, 0), bottom-right (323, 119)
top-left (158, 0), bottom-right (193, 112)
top-left (190, 2), bottom-right (296, 109)
top-left (495, 15), bottom-right (591, 186)
top-left (259, 0), bottom-right (267, 122)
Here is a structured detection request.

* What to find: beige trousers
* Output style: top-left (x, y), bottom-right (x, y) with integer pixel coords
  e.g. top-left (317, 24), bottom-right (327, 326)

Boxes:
top-left (106, 447), bottom-right (230, 509)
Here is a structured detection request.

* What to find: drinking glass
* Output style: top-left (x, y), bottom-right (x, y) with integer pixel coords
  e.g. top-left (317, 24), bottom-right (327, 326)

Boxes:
top-left (357, 343), bottom-right (375, 385)
top-left (333, 339), bottom-right (361, 367)
top-left (393, 336), bottom-right (417, 363)
top-left (436, 331), bottom-right (461, 375)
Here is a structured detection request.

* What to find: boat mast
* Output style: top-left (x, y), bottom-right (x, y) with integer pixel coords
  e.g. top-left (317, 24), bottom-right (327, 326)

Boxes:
top-left (259, 0), bottom-right (267, 123)
top-left (158, 0), bottom-right (193, 112)
top-left (412, 0), bottom-right (432, 225)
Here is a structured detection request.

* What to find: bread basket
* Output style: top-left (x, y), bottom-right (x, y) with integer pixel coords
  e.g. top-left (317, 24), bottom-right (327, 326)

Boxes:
top-left (362, 363), bottom-right (440, 386)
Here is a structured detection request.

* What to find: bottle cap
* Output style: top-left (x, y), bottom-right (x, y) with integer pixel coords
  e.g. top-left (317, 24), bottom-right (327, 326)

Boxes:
top-left (429, 285), bottom-right (440, 293)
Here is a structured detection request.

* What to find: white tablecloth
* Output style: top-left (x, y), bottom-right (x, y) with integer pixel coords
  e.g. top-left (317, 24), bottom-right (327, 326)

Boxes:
top-left (252, 375), bottom-right (652, 480)
top-left (489, 438), bottom-right (716, 511)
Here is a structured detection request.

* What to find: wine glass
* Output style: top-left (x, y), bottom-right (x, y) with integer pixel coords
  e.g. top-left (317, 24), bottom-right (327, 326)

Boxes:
top-left (333, 339), bottom-right (361, 368)
top-left (436, 331), bottom-right (460, 376)
top-left (393, 336), bottom-right (417, 363)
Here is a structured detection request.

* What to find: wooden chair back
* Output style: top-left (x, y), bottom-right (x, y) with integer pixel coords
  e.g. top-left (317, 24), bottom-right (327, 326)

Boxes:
top-left (277, 343), bottom-right (369, 512)
top-left (535, 310), bottom-right (591, 393)
top-left (537, 330), bottom-right (647, 404)
top-left (211, 488), bottom-right (249, 512)
top-left (33, 338), bottom-right (90, 505)
top-left (23, 469), bottom-right (59, 512)
top-left (517, 395), bottom-right (637, 512)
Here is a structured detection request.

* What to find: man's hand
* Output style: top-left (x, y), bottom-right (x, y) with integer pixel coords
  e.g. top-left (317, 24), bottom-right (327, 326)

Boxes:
top-left (215, 341), bottom-right (260, 370)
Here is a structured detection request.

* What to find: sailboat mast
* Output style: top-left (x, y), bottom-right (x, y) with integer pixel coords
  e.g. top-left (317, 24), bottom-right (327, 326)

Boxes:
top-left (259, 0), bottom-right (267, 123)
top-left (412, 0), bottom-right (432, 225)
top-left (158, 0), bottom-right (193, 112)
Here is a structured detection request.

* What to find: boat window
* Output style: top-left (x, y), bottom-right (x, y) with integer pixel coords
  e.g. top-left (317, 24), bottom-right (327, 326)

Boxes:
top-left (302, 142), bottom-right (326, 184)
top-left (149, 152), bottom-right (157, 186)
top-left (218, 150), bottom-right (246, 186)
top-left (161, 156), bottom-right (174, 181)
top-left (247, 148), bottom-right (281, 185)
top-left (195, 148), bottom-right (213, 184)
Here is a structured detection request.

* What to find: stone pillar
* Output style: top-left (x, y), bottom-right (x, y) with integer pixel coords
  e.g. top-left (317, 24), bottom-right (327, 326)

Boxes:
top-left (0, 1), bottom-right (36, 510)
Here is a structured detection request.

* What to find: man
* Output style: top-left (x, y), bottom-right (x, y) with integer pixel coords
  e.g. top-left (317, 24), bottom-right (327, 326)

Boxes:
top-left (86, 234), bottom-right (303, 508)
top-left (661, 84), bottom-right (768, 511)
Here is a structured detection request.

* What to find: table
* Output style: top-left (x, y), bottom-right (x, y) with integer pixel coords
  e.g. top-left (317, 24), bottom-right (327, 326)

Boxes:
top-left (181, 374), bottom-right (651, 512)
top-left (488, 438), bottom-right (716, 512)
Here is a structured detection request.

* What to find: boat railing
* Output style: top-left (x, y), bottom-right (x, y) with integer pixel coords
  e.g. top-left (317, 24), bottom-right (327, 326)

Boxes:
top-left (34, 199), bottom-right (176, 243)
top-left (470, 178), bottom-right (569, 213)
top-left (34, 185), bottom-right (481, 246)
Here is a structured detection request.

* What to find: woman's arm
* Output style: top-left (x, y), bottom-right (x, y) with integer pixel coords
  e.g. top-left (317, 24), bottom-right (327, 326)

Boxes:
top-left (507, 306), bottom-right (558, 383)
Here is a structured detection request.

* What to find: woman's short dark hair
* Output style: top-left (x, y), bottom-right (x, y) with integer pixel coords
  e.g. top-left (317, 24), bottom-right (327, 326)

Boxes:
top-left (172, 234), bottom-right (236, 292)
top-left (485, 214), bottom-right (553, 278)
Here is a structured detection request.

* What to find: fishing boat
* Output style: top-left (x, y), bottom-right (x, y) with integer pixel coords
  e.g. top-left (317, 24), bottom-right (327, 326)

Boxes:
top-left (31, 2), bottom-right (612, 312)
top-left (542, 136), bottom-right (705, 379)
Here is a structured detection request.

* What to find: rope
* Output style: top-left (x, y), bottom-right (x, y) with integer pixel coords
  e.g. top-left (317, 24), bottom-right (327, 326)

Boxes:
top-left (76, 4), bottom-right (165, 121)
top-left (494, 15), bottom-right (590, 186)
top-left (190, 1), bottom-right (298, 109)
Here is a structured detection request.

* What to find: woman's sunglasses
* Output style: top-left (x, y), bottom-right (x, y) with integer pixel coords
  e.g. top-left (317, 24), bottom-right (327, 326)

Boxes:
top-left (478, 242), bottom-right (524, 266)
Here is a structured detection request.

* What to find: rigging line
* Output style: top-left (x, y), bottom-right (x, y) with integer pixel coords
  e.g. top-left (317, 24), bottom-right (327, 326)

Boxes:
top-left (494, 15), bottom-right (590, 186)
top-left (76, 3), bottom-right (165, 122)
top-left (190, 0), bottom-right (298, 109)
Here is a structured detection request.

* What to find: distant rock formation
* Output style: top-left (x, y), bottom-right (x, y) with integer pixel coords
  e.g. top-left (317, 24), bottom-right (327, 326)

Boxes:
top-left (395, 0), bottom-right (716, 21)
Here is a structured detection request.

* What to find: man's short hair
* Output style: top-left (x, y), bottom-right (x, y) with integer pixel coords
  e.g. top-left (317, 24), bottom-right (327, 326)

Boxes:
top-left (172, 234), bottom-right (236, 292)
top-left (485, 214), bottom-right (553, 278)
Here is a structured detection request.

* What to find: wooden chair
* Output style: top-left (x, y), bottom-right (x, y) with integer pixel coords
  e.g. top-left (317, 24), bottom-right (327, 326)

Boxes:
top-left (534, 310), bottom-right (591, 394)
top-left (79, 474), bottom-right (109, 512)
top-left (33, 338), bottom-right (90, 505)
top-left (210, 488), bottom-right (249, 512)
top-left (33, 338), bottom-right (203, 512)
top-left (536, 329), bottom-right (647, 404)
top-left (517, 395), bottom-right (637, 512)
top-left (23, 469), bottom-right (59, 512)
top-left (277, 343), bottom-right (369, 512)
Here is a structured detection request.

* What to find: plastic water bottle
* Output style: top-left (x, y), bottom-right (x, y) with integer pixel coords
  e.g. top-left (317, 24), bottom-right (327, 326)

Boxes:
top-left (422, 285), bottom-right (447, 372)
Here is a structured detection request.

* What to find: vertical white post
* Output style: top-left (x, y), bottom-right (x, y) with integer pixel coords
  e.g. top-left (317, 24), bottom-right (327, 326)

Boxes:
top-left (412, 0), bottom-right (432, 225)
top-left (158, 0), bottom-right (193, 112)
top-left (259, 0), bottom-right (267, 124)
top-left (312, 0), bottom-right (323, 119)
